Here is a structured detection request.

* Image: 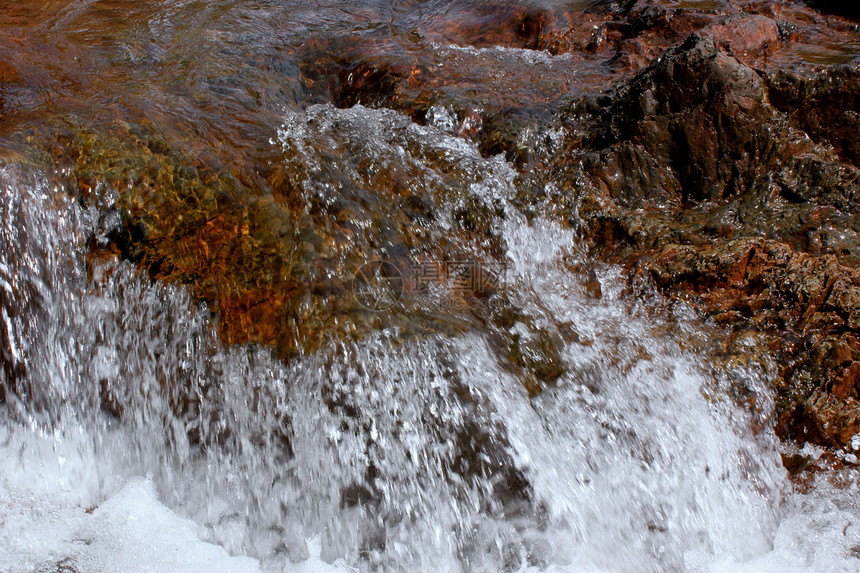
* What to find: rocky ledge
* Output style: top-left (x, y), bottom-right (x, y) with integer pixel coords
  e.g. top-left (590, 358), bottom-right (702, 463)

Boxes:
top-left (539, 33), bottom-right (860, 451)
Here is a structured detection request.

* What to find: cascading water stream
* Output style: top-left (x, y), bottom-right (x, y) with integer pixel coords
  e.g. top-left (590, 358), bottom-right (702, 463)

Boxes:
top-left (2, 101), bottom-right (860, 573)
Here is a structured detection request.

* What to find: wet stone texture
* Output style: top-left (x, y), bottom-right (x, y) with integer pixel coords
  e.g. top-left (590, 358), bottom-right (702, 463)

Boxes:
top-left (1, 0), bottom-right (859, 457)
top-left (541, 33), bottom-right (860, 450)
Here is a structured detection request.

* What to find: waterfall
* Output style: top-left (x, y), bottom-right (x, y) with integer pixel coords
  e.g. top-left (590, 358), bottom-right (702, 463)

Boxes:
top-left (2, 103), bottom-right (858, 572)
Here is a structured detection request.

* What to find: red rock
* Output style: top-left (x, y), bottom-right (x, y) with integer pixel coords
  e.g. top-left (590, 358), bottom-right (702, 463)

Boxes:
top-left (705, 15), bottom-right (781, 55)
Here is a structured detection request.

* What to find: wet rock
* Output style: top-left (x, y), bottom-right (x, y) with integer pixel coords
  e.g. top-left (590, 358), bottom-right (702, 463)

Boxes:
top-left (644, 235), bottom-right (860, 447)
top-left (0, 60), bottom-right (28, 121)
top-left (37, 557), bottom-right (80, 573)
top-left (0, 284), bottom-right (26, 406)
top-left (604, 35), bottom-right (776, 203)
top-left (424, 3), bottom-right (559, 51)
top-left (504, 321), bottom-right (566, 397)
top-left (780, 452), bottom-right (812, 477)
top-left (538, 32), bottom-right (860, 449)
top-left (705, 15), bottom-right (781, 55)
top-left (0, 61), bottom-right (14, 115)
top-left (603, 5), bottom-right (723, 73)
top-left (768, 65), bottom-right (860, 166)
top-left (556, 33), bottom-right (860, 253)
top-left (780, 390), bottom-right (860, 448)
top-left (297, 37), bottom-right (411, 108)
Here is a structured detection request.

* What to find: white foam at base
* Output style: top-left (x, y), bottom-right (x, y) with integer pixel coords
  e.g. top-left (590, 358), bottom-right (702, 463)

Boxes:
top-left (691, 476), bottom-right (860, 573)
top-left (0, 424), bottom-right (356, 573)
top-left (3, 422), bottom-right (859, 573)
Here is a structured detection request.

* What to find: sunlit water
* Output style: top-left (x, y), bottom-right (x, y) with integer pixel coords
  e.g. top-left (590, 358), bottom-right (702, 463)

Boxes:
top-left (1, 102), bottom-right (860, 573)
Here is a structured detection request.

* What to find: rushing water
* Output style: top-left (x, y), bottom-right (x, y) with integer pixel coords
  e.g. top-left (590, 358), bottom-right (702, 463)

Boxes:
top-left (2, 1), bottom-right (860, 572)
top-left (0, 116), bottom-right (858, 571)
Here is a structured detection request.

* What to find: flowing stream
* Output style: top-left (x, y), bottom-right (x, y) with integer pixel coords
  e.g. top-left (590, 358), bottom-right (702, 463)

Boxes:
top-left (1, 1), bottom-right (860, 572)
